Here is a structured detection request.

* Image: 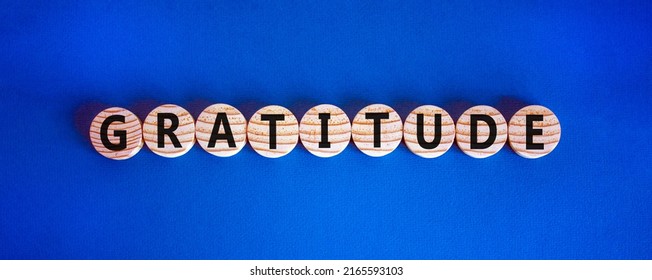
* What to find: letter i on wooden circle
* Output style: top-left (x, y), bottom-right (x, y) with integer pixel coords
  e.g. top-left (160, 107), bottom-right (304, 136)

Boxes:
top-left (299, 104), bottom-right (351, 157)
top-left (195, 103), bottom-right (247, 157)
top-left (508, 105), bottom-right (561, 159)
top-left (247, 105), bottom-right (299, 158)
top-left (403, 105), bottom-right (455, 158)
top-left (456, 105), bottom-right (507, 158)
top-left (90, 107), bottom-right (143, 160)
top-left (143, 104), bottom-right (196, 158)
top-left (351, 104), bottom-right (403, 157)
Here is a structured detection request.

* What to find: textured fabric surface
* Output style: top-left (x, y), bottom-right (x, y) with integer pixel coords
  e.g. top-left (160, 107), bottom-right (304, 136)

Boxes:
top-left (1, 0), bottom-right (651, 259)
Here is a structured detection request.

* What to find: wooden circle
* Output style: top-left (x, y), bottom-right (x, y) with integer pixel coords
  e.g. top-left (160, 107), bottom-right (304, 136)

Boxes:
top-left (508, 105), bottom-right (561, 159)
top-left (89, 107), bottom-right (143, 160)
top-left (351, 104), bottom-right (403, 157)
top-left (455, 105), bottom-right (507, 158)
top-left (299, 104), bottom-right (351, 158)
top-left (247, 105), bottom-right (299, 158)
top-left (195, 103), bottom-right (247, 157)
top-left (143, 104), bottom-right (195, 158)
top-left (403, 105), bottom-right (455, 158)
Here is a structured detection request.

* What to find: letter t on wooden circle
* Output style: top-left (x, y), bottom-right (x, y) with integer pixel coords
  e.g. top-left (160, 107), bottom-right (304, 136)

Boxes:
top-left (143, 104), bottom-right (196, 158)
top-left (508, 105), bottom-right (561, 159)
top-left (247, 105), bottom-right (299, 158)
top-left (404, 105), bottom-right (455, 158)
top-left (299, 104), bottom-right (351, 158)
top-left (456, 105), bottom-right (507, 158)
top-left (351, 104), bottom-right (403, 157)
top-left (89, 107), bottom-right (143, 160)
top-left (196, 103), bottom-right (247, 157)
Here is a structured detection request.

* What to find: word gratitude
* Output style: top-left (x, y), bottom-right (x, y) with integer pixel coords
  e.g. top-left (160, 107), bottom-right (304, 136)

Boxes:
top-left (89, 103), bottom-right (561, 160)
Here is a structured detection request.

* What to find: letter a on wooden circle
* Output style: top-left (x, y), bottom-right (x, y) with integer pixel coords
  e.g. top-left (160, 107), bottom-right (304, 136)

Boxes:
top-left (143, 104), bottom-right (196, 158)
top-left (403, 105), bottom-right (455, 158)
top-left (351, 104), bottom-right (403, 157)
top-left (456, 105), bottom-right (507, 158)
top-left (508, 105), bottom-right (561, 159)
top-left (90, 107), bottom-right (143, 160)
top-left (196, 103), bottom-right (247, 157)
top-left (247, 105), bottom-right (299, 158)
top-left (299, 104), bottom-right (351, 158)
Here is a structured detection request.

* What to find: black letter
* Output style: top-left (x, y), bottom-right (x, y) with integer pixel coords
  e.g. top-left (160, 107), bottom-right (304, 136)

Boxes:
top-left (366, 112), bottom-right (390, 148)
top-left (526, 115), bottom-right (544, 150)
top-left (318, 113), bottom-right (331, 148)
top-left (100, 115), bottom-right (127, 151)
top-left (470, 114), bottom-right (496, 149)
top-left (261, 114), bottom-right (284, 149)
top-left (208, 112), bottom-right (236, 148)
top-left (416, 113), bottom-right (442, 149)
top-left (157, 113), bottom-right (181, 148)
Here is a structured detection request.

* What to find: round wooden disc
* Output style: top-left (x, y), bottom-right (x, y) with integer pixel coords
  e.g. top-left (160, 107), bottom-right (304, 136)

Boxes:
top-left (195, 103), bottom-right (247, 157)
top-left (508, 105), bottom-right (561, 159)
top-left (247, 105), bottom-right (299, 158)
top-left (403, 105), bottom-right (455, 158)
top-left (143, 104), bottom-right (196, 158)
top-left (351, 104), bottom-right (403, 157)
top-left (89, 107), bottom-right (143, 160)
top-left (299, 104), bottom-right (351, 158)
top-left (455, 105), bottom-right (507, 158)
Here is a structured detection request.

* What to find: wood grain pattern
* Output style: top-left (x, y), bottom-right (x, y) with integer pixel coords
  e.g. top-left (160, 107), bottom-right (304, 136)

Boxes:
top-left (247, 105), bottom-right (299, 158)
top-left (403, 105), bottom-right (455, 158)
top-left (89, 107), bottom-right (143, 160)
top-left (508, 105), bottom-right (561, 159)
top-left (195, 103), bottom-right (247, 157)
top-left (455, 105), bottom-right (507, 158)
top-left (299, 104), bottom-right (351, 158)
top-left (351, 104), bottom-right (403, 157)
top-left (143, 104), bottom-right (195, 158)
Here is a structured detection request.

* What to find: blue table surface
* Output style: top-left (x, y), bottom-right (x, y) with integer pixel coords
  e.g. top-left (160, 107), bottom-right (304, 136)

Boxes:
top-left (1, 0), bottom-right (651, 259)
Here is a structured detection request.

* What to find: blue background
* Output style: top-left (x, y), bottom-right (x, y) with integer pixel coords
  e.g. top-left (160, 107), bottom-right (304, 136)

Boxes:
top-left (1, 0), bottom-right (651, 259)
